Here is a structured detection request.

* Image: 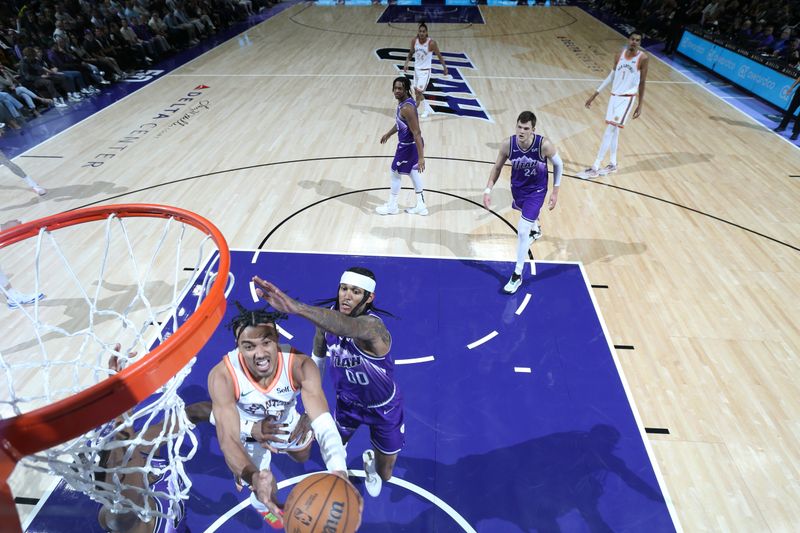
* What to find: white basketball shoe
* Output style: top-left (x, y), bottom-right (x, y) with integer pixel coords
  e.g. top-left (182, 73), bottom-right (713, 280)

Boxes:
top-left (7, 292), bottom-right (46, 309)
top-left (503, 273), bottom-right (522, 294)
top-left (577, 167), bottom-right (600, 179)
top-left (363, 449), bottom-right (382, 497)
top-left (405, 203), bottom-right (428, 216)
top-left (598, 164), bottom-right (618, 176)
top-left (375, 204), bottom-right (400, 215)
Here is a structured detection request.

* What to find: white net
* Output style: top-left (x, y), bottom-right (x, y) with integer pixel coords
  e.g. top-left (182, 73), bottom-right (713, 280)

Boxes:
top-left (0, 210), bottom-right (226, 524)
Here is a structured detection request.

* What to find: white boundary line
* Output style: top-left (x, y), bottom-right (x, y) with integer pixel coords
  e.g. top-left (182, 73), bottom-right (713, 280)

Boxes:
top-left (395, 355), bottom-right (435, 365)
top-left (515, 293), bottom-right (532, 315)
top-left (577, 261), bottom-right (683, 531)
top-left (203, 470), bottom-right (476, 533)
top-left (169, 72), bottom-right (695, 83)
top-left (276, 324), bottom-right (294, 340)
top-left (248, 279), bottom-right (259, 302)
top-left (513, 367), bottom-right (532, 373)
top-left (20, 478), bottom-right (60, 531)
top-left (466, 330), bottom-right (498, 350)
top-left (232, 246), bottom-right (585, 265)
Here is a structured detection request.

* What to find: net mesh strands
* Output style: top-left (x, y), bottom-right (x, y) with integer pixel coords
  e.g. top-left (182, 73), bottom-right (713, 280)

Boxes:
top-left (0, 206), bottom-right (229, 525)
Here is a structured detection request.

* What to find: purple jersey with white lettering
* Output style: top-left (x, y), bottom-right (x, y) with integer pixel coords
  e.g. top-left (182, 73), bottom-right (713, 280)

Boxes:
top-left (396, 96), bottom-right (416, 144)
top-left (324, 312), bottom-right (397, 409)
top-left (146, 455), bottom-right (188, 533)
top-left (509, 134), bottom-right (549, 222)
top-left (391, 97), bottom-right (421, 174)
top-left (509, 134), bottom-right (548, 194)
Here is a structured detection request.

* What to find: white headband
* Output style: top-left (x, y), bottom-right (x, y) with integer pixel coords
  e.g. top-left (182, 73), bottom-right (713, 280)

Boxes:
top-left (340, 271), bottom-right (376, 293)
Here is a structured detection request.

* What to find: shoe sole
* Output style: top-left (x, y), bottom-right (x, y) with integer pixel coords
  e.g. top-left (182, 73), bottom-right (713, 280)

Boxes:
top-left (8, 294), bottom-right (45, 309)
top-left (503, 281), bottom-right (521, 294)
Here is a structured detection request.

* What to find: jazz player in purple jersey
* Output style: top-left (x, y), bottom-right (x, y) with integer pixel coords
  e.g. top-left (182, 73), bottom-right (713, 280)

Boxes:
top-left (376, 76), bottom-right (428, 216)
top-left (96, 348), bottom-right (212, 533)
top-left (483, 111), bottom-right (563, 294)
top-left (252, 268), bottom-right (401, 498)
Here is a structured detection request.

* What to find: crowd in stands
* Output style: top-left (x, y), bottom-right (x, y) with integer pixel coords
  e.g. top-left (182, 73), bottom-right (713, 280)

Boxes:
top-left (0, 0), bottom-right (274, 130)
top-left (591, 0), bottom-right (800, 68)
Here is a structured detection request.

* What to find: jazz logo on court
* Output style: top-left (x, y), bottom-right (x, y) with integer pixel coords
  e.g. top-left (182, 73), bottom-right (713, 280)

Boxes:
top-left (375, 48), bottom-right (492, 122)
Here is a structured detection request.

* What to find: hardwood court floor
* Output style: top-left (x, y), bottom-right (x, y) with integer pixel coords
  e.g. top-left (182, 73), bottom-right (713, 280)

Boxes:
top-left (2, 4), bottom-right (799, 531)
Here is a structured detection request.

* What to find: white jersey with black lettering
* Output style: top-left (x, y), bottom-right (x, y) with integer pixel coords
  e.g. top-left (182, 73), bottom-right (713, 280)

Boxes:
top-left (222, 345), bottom-right (302, 446)
top-left (611, 48), bottom-right (642, 96)
top-left (414, 38), bottom-right (433, 70)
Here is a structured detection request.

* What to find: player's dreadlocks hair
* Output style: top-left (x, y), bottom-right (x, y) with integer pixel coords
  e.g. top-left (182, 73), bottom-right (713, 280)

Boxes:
top-left (226, 301), bottom-right (288, 341)
top-left (393, 75), bottom-right (412, 99)
top-left (317, 267), bottom-right (396, 319)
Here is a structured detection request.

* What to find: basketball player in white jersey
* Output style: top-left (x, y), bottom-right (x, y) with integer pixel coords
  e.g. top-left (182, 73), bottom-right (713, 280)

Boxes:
top-left (208, 303), bottom-right (348, 528)
top-left (403, 21), bottom-right (448, 119)
top-left (578, 31), bottom-right (649, 179)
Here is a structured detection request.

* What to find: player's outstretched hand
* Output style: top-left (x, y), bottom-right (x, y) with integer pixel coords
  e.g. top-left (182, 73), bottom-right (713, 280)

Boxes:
top-left (585, 92), bottom-right (597, 109)
top-left (380, 132), bottom-right (391, 144)
top-left (252, 416), bottom-right (291, 452)
top-left (288, 413), bottom-right (311, 444)
top-left (108, 343), bottom-right (137, 373)
top-left (252, 276), bottom-right (302, 315)
top-left (252, 470), bottom-right (282, 516)
top-left (483, 191), bottom-right (491, 209)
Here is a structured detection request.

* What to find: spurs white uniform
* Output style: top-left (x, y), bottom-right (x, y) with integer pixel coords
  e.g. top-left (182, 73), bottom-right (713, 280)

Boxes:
top-left (211, 345), bottom-right (313, 471)
top-left (412, 37), bottom-right (433, 94)
top-left (605, 48), bottom-right (643, 127)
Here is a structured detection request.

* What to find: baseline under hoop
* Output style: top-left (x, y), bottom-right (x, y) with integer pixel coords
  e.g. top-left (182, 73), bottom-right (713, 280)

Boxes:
top-left (0, 204), bottom-right (230, 532)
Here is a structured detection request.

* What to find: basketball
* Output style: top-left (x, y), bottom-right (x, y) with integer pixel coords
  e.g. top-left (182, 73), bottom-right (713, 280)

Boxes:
top-left (283, 473), bottom-right (363, 533)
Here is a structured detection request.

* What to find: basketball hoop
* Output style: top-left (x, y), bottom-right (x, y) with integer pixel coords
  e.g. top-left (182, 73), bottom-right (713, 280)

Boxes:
top-left (0, 204), bottom-right (230, 532)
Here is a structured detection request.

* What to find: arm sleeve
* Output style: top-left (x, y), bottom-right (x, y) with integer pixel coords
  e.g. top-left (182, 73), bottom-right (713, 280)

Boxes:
top-left (310, 412), bottom-right (347, 472)
top-left (597, 70), bottom-right (614, 93)
top-left (550, 152), bottom-right (563, 187)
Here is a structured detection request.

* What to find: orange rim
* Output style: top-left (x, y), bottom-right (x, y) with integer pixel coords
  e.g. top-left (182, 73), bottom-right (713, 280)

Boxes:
top-left (0, 204), bottom-right (229, 460)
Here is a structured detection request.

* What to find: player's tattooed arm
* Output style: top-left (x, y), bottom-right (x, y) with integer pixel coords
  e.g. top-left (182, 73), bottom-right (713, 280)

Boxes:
top-left (313, 327), bottom-right (327, 358)
top-left (301, 306), bottom-right (387, 346)
top-left (252, 277), bottom-right (390, 355)
top-left (300, 307), bottom-right (390, 356)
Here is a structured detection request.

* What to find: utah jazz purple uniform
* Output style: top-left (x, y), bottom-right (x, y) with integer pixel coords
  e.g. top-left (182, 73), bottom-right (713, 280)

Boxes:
top-left (141, 455), bottom-right (187, 533)
top-left (509, 134), bottom-right (549, 222)
top-left (324, 311), bottom-right (404, 455)
top-left (391, 96), bottom-right (421, 175)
